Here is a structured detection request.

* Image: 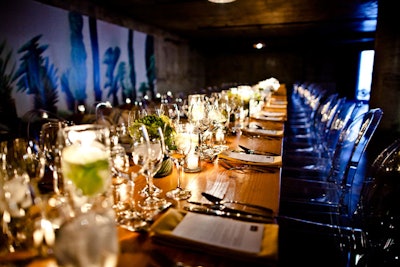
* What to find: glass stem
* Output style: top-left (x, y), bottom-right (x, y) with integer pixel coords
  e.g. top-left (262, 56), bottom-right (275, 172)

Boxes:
top-left (177, 159), bottom-right (183, 189)
top-left (147, 173), bottom-right (154, 197)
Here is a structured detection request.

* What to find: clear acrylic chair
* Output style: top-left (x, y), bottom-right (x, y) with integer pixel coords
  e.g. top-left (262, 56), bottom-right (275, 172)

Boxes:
top-left (282, 101), bottom-right (368, 178)
top-left (280, 137), bottom-right (399, 267)
top-left (284, 95), bottom-right (345, 153)
top-left (356, 138), bottom-right (400, 266)
top-left (280, 108), bottom-right (384, 222)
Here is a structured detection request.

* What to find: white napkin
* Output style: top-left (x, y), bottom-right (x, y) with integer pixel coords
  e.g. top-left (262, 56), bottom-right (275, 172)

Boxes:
top-left (219, 150), bottom-right (282, 166)
top-left (266, 103), bottom-right (286, 109)
top-left (251, 113), bottom-right (285, 121)
top-left (261, 111), bottom-right (286, 117)
top-left (242, 126), bottom-right (283, 137)
top-left (270, 99), bottom-right (287, 105)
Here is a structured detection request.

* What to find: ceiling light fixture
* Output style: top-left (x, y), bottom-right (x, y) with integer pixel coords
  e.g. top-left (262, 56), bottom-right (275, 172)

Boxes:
top-left (208, 0), bottom-right (236, 4)
top-left (253, 42), bottom-right (266, 49)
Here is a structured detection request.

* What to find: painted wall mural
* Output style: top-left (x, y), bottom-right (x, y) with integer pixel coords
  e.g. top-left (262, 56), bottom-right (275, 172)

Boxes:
top-left (0, 0), bottom-right (155, 136)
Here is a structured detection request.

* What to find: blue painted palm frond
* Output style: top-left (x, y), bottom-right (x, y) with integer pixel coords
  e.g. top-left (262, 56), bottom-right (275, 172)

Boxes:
top-left (0, 40), bottom-right (15, 99)
top-left (138, 82), bottom-right (148, 94)
top-left (103, 47), bottom-right (121, 105)
top-left (13, 35), bottom-right (48, 95)
top-left (68, 11), bottom-right (87, 104)
top-left (39, 58), bottom-right (59, 110)
top-left (60, 70), bottom-right (76, 111)
top-left (13, 35), bottom-right (59, 112)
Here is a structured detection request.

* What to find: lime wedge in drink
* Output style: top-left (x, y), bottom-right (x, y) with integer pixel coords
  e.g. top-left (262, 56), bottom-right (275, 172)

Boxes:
top-left (62, 144), bottom-right (110, 196)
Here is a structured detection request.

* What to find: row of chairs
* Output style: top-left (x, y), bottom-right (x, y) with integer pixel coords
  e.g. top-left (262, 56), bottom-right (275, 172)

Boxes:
top-left (278, 82), bottom-right (399, 266)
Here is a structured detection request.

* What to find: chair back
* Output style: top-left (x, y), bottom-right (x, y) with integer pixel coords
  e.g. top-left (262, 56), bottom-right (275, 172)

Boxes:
top-left (339, 108), bottom-right (383, 216)
top-left (21, 109), bottom-right (69, 141)
top-left (327, 108), bottom-right (383, 267)
top-left (95, 102), bottom-right (126, 128)
top-left (328, 108), bottom-right (382, 185)
top-left (323, 100), bottom-right (368, 158)
top-left (356, 138), bottom-right (400, 266)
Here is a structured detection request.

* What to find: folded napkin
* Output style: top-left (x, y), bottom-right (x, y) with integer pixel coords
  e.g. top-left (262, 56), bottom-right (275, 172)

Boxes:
top-left (242, 124), bottom-right (284, 137)
top-left (266, 103), bottom-right (287, 109)
top-left (150, 209), bottom-right (278, 263)
top-left (251, 112), bottom-right (286, 122)
top-left (270, 98), bottom-right (287, 105)
top-left (219, 150), bottom-right (282, 166)
top-left (261, 111), bottom-right (286, 117)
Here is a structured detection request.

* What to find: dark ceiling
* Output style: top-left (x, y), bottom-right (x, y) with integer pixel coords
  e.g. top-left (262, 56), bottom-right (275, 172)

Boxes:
top-left (38, 0), bottom-right (378, 49)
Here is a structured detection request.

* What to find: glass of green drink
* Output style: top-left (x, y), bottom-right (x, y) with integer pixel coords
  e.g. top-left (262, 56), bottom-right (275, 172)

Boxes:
top-left (60, 124), bottom-right (112, 209)
top-left (56, 124), bottom-right (118, 267)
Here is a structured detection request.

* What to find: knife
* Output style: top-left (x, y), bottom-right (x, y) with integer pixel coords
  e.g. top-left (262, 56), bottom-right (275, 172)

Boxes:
top-left (187, 200), bottom-right (273, 219)
top-left (201, 192), bottom-right (274, 215)
top-left (183, 205), bottom-right (274, 224)
top-left (238, 145), bottom-right (279, 156)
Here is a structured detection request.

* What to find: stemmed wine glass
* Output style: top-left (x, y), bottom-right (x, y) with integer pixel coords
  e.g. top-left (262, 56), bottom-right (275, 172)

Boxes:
top-left (0, 138), bottom-right (52, 254)
top-left (133, 126), bottom-right (171, 216)
top-left (128, 108), bottom-right (162, 197)
top-left (39, 121), bottom-right (68, 196)
top-left (114, 123), bottom-right (149, 231)
top-left (159, 103), bottom-right (180, 127)
top-left (165, 123), bottom-right (192, 200)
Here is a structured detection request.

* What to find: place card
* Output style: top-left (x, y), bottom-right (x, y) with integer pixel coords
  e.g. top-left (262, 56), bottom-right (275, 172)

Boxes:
top-left (150, 209), bottom-right (279, 262)
top-left (172, 212), bottom-right (264, 254)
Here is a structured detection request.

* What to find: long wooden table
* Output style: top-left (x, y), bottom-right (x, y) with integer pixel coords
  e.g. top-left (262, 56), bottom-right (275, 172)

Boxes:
top-left (25, 88), bottom-right (287, 267)
top-left (115, 89), bottom-right (287, 267)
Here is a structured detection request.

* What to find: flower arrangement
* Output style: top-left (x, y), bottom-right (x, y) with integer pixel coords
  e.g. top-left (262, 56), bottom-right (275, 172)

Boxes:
top-left (128, 113), bottom-right (176, 177)
top-left (129, 113), bottom-right (176, 151)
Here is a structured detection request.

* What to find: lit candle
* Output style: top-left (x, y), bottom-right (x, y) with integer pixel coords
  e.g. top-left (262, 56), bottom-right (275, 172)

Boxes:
top-left (215, 129), bottom-right (224, 142)
top-left (186, 153), bottom-right (199, 170)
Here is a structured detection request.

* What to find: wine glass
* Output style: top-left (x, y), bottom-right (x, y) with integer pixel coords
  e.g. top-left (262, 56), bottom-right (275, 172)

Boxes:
top-left (128, 108), bottom-right (162, 197)
top-left (159, 103), bottom-right (180, 127)
top-left (112, 124), bottom-right (148, 231)
top-left (0, 138), bottom-right (50, 255)
top-left (39, 121), bottom-right (69, 196)
top-left (166, 123), bottom-right (192, 200)
top-left (137, 126), bottom-right (171, 216)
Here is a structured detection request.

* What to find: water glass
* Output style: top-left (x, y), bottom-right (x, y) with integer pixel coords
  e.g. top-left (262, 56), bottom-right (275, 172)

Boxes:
top-left (55, 124), bottom-right (119, 266)
top-left (60, 124), bottom-right (112, 209)
top-left (53, 203), bottom-right (119, 267)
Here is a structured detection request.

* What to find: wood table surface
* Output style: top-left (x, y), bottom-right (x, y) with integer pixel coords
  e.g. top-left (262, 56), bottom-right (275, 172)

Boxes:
top-left (116, 104), bottom-right (286, 267)
top-left (22, 90), bottom-right (287, 267)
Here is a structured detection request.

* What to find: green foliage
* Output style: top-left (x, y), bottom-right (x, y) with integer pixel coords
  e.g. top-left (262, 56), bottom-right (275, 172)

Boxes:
top-left (129, 114), bottom-right (176, 150)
